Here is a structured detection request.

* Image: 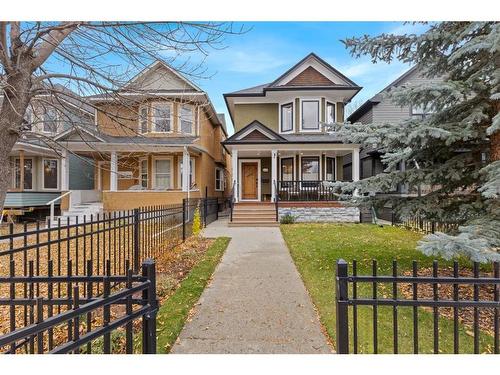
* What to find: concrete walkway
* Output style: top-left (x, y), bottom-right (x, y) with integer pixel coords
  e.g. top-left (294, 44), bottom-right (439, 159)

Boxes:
top-left (171, 219), bottom-right (331, 354)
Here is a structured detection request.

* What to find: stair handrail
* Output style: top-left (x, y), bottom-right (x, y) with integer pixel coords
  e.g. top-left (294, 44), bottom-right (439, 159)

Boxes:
top-left (46, 191), bottom-right (72, 224)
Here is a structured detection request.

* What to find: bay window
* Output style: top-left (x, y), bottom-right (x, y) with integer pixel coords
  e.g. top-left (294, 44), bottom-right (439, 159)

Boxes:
top-left (180, 105), bottom-right (194, 134)
top-left (14, 158), bottom-right (33, 189)
top-left (154, 159), bottom-right (172, 189)
top-left (43, 159), bottom-right (58, 189)
top-left (152, 103), bottom-right (172, 132)
top-left (301, 100), bottom-right (320, 130)
top-left (326, 102), bottom-right (336, 125)
top-left (280, 103), bottom-right (293, 132)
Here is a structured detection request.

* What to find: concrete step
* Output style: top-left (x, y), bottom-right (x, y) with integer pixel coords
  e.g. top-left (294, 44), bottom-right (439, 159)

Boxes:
top-left (228, 221), bottom-right (279, 227)
top-left (232, 214), bottom-right (277, 220)
top-left (233, 208), bottom-right (276, 213)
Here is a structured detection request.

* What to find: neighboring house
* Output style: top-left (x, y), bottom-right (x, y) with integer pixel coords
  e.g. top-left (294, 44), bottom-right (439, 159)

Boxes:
top-left (56, 61), bottom-right (230, 214)
top-left (3, 87), bottom-right (95, 221)
top-left (223, 53), bottom-right (363, 225)
top-left (345, 66), bottom-right (440, 194)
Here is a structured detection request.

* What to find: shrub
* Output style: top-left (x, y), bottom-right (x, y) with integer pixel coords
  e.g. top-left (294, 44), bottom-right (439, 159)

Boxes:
top-left (192, 206), bottom-right (202, 236)
top-left (280, 213), bottom-right (295, 224)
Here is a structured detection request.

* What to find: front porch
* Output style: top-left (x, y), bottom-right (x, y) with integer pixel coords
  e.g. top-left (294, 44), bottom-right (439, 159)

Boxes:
top-left (231, 146), bottom-right (360, 203)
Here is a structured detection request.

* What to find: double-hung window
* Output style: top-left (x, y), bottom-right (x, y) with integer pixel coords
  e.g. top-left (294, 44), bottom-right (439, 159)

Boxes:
top-left (152, 103), bottom-right (172, 133)
top-left (280, 103), bottom-right (293, 132)
top-left (180, 105), bottom-right (194, 134)
top-left (326, 102), bottom-right (336, 125)
top-left (154, 159), bottom-right (172, 189)
top-left (14, 158), bottom-right (33, 189)
top-left (215, 168), bottom-right (224, 191)
top-left (139, 106), bottom-right (148, 134)
top-left (43, 108), bottom-right (58, 133)
top-left (140, 159), bottom-right (148, 188)
top-left (326, 157), bottom-right (335, 181)
top-left (43, 159), bottom-right (59, 189)
top-left (301, 100), bottom-right (320, 130)
top-left (301, 157), bottom-right (319, 181)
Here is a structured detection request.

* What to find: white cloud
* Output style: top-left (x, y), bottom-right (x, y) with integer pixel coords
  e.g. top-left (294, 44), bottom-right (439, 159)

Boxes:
top-left (219, 50), bottom-right (289, 73)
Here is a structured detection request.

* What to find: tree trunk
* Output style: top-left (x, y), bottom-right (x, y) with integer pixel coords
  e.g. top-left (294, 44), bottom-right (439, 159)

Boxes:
top-left (0, 64), bottom-right (32, 211)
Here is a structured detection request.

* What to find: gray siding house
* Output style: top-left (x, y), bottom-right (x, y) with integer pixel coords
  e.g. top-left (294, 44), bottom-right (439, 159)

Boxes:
top-left (344, 66), bottom-right (441, 189)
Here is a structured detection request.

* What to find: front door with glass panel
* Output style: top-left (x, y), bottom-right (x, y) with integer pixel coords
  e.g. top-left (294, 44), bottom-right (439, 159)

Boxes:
top-left (241, 162), bottom-right (258, 200)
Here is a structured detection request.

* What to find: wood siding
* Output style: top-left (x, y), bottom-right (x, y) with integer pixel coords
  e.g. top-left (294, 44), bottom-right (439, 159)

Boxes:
top-left (285, 66), bottom-right (335, 86)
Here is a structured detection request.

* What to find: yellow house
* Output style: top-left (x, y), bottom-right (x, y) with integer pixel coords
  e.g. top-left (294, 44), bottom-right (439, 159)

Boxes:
top-left (57, 61), bottom-right (230, 212)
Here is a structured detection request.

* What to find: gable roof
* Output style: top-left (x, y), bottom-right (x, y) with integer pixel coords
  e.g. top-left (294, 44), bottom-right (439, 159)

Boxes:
top-left (225, 53), bottom-right (361, 98)
top-left (223, 120), bottom-right (286, 144)
top-left (347, 65), bottom-right (418, 123)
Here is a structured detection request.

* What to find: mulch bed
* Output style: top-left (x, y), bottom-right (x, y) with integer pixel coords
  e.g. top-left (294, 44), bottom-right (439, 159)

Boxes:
top-left (399, 267), bottom-right (497, 336)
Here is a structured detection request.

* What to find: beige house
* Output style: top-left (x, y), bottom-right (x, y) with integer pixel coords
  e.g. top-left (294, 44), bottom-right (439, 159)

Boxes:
top-left (223, 53), bottom-right (362, 225)
top-left (57, 61), bottom-right (230, 213)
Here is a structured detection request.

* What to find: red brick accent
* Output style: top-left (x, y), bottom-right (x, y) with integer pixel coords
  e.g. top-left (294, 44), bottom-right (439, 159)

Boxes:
top-left (285, 66), bottom-right (334, 86)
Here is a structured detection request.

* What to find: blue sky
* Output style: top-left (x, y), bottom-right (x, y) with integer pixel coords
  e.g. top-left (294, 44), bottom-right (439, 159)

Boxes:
top-left (181, 21), bottom-right (429, 134)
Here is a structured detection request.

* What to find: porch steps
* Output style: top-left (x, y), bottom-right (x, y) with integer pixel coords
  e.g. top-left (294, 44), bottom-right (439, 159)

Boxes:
top-left (49, 202), bottom-right (104, 227)
top-left (228, 203), bottom-right (279, 227)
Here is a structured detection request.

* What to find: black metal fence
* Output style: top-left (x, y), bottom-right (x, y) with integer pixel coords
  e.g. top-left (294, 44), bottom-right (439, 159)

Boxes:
top-left (0, 259), bottom-right (157, 354)
top-left (335, 259), bottom-right (500, 354)
top-left (0, 197), bottom-right (224, 353)
top-left (392, 213), bottom-right (460, 234)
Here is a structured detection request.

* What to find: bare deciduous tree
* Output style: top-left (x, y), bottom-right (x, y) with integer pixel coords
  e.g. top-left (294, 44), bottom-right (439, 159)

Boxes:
top-left (0, 21), bottom-right (242, 210)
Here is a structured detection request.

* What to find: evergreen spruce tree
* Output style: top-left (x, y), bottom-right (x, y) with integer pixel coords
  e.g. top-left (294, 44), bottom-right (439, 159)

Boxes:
top-left (335, 22), bottom-right (499, 262)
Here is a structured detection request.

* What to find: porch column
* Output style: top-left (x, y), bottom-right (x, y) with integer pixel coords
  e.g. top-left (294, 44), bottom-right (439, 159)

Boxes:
top-left (352, 147), bottom-right (360, 196)
top-left (182, 147), bottom-right (190, 192)
top-left (271, 149), bottom-right (278, 202)
top-left (60, 149), bottom-right (69, 191)
top-left (110, 151), bottom-right (118, 192)
top-left (231, 149), bottom-right (238, 202)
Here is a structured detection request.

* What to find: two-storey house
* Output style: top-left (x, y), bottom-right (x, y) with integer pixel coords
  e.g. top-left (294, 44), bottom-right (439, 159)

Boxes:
top-left (3, 86), bottom-right (95, 222)
top-left (223, 53), bottom-right (362, 225)
top-left (56, 61), bottom-right (230, 214)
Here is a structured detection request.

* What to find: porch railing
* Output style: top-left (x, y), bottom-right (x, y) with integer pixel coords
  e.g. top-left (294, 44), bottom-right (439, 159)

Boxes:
top-left (276, 180), bottom-right (340, 201)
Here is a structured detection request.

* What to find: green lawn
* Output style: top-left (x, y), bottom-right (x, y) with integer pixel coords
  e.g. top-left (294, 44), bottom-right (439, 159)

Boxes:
top-left (156, 237), bottom-right (230, 353)
top-left (281, 223), bottom-right (495, 354)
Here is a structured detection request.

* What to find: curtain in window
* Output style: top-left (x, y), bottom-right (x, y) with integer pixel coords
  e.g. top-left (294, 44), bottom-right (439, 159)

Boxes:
top-left (155, 159), bottom-right (171, 189)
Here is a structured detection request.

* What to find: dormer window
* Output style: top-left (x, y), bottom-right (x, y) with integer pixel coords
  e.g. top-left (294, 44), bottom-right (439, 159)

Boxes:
top-left (301, 100), bottom-right (320, 131)
top-left (139, 105), bottom-right (148, 134)
top-left (280, 103), bottom-right (293, 133)
top-left (152, 102), bottom-right (172, 133)
top-left (180, 105), bottom-right (194, 134)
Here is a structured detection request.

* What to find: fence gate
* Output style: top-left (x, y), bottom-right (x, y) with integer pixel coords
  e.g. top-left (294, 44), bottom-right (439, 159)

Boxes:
top-left (335, 259), bottom-right (500, 354)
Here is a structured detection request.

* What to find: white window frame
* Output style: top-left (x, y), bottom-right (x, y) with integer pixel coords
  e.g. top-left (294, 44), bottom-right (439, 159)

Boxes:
top-left (139, 157), bottom-right (148, 188)
top-left (279, 101), bottom-right (294, 134)
top-left (299, 154), bottom-right (322, 181)
top-left (279, 156), bottom-right (296, 182)
top-left (41, 158), bottom-right (60, 191)
top-left (177, 157), bottom-right (196, 189)
top-left (152, 156), bottom-right (173, 189)
top-left (13, 157), bottom-right (34, 190)
top-left (326, 101), bottom-right (336, 126)
top-left (151, 102), bottom-right (173, 133)
top-left (215, 167), bottom-right (225, 191)
top-left (179, 104), bottom-right (196, 135)
top-left (138, 105), bottom-right (149, 134)
top-left (300, 98), bottom-right (321, 132)
top-left (42, 107), bottom-right (59, 134)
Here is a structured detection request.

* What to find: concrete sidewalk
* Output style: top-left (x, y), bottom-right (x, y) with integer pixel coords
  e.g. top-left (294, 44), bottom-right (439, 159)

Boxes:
top-left (171, 219), bottom-right (331, 354)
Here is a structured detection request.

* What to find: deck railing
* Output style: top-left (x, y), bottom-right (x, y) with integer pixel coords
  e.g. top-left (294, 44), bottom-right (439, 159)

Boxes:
top-left (276, 180), bottom-right (342, 201)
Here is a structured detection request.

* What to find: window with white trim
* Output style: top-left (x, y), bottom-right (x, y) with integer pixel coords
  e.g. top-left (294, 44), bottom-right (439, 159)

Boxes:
top-left (179, 157), bottom-right (195, 188)
top-left (215, 168), bottom-right (225, 191)
top-left (301, 100), bottom-right (320, 130)
top-left (152, 103), bottom-right (172, 132)
top-left (411, 104), bottom-right (434, 119)
top-left (14, 158), bottom-right (33, 189)
top-left (139, 106), bottom-right (148, 134)
top-left (326, 102), bottom-right (336, 125)
top-left (326, 157), bottom-right (335, 181)
top-left (180, 105), bottom-right (194, 134)
top-left (43, 159), bottom-right (58, 189)
top-left (43, 107), bottom-right (58, 133)
top-left (301, 156), bottom-right (319, 181)
top-left (154, 159), bottom-right (172, 189)
top-left (140, 159), bottom-right (148, 188)
top-left (280, 103), bottom-right (293, 132)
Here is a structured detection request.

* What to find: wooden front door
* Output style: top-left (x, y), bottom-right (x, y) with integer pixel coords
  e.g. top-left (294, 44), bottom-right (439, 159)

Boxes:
top-left (241, 162), bottom-right (258, 200)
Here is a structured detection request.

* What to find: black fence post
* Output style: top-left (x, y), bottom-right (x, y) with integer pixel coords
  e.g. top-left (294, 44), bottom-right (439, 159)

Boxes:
top-left (204, 198), bottom-right (208, 228)
top-left (133, 208), bottom-right (140, 273)
top-left (142, 259), bottom-right (157, 354)
top-left (336, 259), bottom-right (349, 354)
top-left (182, 199), bottom-right (186, 242)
